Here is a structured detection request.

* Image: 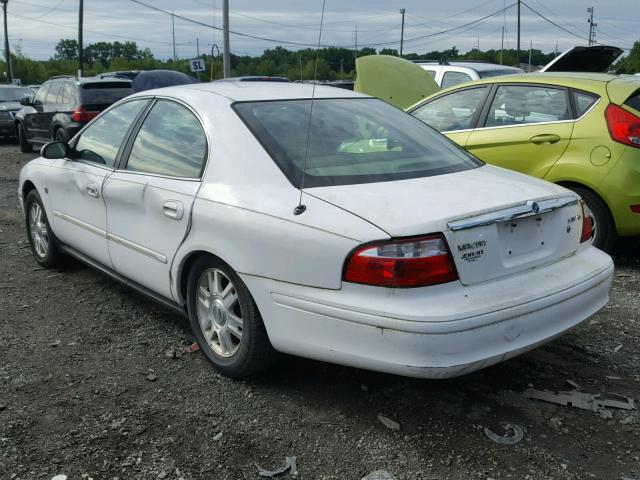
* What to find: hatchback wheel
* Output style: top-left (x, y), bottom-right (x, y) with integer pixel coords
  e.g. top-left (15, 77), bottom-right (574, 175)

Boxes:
top-left (570, 187), bottom-right (616, 252)
top-left (17, 123), bottom-right (33, 153)
top-left (25, 190), bottom-right (63, 268)
top-left (186, 256), bottom-right (277, 378)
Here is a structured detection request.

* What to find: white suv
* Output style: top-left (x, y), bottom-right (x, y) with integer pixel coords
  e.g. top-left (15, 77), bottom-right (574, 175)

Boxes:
top-left (416, 61), bottom-right (523, 88)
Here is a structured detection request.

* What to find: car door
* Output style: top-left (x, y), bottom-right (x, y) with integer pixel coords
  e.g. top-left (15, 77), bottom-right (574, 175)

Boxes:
top-left (23, 82), bottom-right (50, 141)
top-left (411, 85), bottom-right (491, 147)
top-left (102, 99), bottom-right (208, 300)
top-left (45, 99), bottom-right (149, 266)
top-left (464, 84), bottom-right (574, 177)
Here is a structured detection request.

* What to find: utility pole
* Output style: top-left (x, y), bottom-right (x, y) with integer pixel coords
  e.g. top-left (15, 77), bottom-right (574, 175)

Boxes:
top-left (399, 9), bottom-right (405, 57)
top-left (171, 11), bottom-right (176, 61)
top-left (587, 7), bottom-right (596, 46)
top-left (500, 26), bottom-right (504, 64)
top-left (78, 0), bottom-right (83, 77)
top-left (476, 36), bottom-right (480, 60)
top-left (222, 0), bottom-right (230, 78)
top-left (516, 0), bottom-right (521, 68)
top-left (354, 25), bottom-right (358, 60)
top-left (528, 39), bottom-right (532, 72)
top-left (1, 0), bottom-right (12, 83)
top-left (196, 37), bottom-right (200, 81)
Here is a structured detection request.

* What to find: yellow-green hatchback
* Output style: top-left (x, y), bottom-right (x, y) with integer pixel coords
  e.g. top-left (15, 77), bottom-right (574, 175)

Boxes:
top-left (409, 72), bottom-right (640, 251)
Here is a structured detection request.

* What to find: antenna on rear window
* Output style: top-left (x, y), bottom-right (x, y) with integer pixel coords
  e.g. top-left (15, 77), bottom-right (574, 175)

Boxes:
top-left (293, 0), bottom-right (326, 216)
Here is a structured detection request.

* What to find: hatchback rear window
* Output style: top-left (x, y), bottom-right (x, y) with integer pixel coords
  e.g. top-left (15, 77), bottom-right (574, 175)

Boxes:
top-left (81, 82), bottom-right (132, 104)
top-left (625, 89), bottom-right (640, 112)
top-left (234, 98), bottom-right (482, 188)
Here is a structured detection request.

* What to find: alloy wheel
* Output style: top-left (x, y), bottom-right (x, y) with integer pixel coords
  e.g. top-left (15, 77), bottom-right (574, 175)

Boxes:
top-left (28, 202), bottom-right (49, 258)
top-left (196, 268), bottom-right (243, 357)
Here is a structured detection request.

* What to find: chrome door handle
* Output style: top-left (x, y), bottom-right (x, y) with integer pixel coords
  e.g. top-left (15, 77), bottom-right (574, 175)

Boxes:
top-left (162, 200), bottom-right (184, 220)
top-left (86, 183), bottom-right (99, 198)
top-left (530, 134), bottom-right (561, 144)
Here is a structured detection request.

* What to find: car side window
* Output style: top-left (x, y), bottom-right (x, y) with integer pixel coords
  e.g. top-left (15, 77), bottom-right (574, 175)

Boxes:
top-left (46, 81), bottom-right (62, 104)
top-left (441, 71), bottom-right (472, 88)
top-left (73, 100), bottom-right (146, 168)
top-left (484, 85), bottom-right (570, 127)
top-left (412, 87), bottom-right (488, 132)
top-left (125, 100), bottom-right (207, 178)
top-left (423, 69), bottom-right (437, 78)
top-left (573, 90), bottom-right (599, 117)
top-left (35, 83), bottom-right (49, 104)
top-left (60, 83), bottom-right (76, 107)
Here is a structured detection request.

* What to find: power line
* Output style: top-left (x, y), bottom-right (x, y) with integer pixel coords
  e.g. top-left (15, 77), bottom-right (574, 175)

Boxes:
top-left (520, 1), bottom-right (591, 44)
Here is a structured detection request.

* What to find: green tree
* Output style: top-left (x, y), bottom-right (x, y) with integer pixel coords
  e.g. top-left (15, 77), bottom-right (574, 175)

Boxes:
top-left (54, 39), bottom-right (78, 61)
top-left (614, 41), bottom-right (640, 74)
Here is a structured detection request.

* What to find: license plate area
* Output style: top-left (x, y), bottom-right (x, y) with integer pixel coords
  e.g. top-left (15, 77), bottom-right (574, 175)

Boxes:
top-left (499, 214), bottom-right (548, 262)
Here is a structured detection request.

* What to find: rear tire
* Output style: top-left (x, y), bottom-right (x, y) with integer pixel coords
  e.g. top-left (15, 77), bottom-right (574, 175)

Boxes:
top-left (24, 189), bottom-right (64, 268)
top-left (17, 123), bottom-right (33, 153)
top-left (186, 255), bottom-right (278, 378)
top-left (569, 186), bottom-right (616, 252)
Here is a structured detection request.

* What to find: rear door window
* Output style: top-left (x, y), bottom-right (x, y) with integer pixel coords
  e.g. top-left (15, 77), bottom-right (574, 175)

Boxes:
top-left (46, 81), bottom-right (62, 104)
top-left (484, 85), bottom-right (570, 127)
top-left (441, 71), bottom-right (473, 88)
top-left (35, 82), bottom-right (49, 104)
top-left (411, 86), bottom-right (489, 132)
top-left (60, 83), bottom-right (77, 108)
top-left (125, 100), bottom-right (207, 178)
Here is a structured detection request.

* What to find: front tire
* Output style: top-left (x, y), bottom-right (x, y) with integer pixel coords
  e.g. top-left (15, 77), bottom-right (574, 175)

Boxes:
top-left (186, 256), bottom-right (278, 378)
top-left (17, 123), bottom-right (33, 153)
top-left (24, 190), bottom-right (63, 268)
top-left (570, 187), bottom-right (616, 252)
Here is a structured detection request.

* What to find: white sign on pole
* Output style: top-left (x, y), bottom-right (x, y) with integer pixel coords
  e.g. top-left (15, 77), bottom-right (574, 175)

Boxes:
top-left (189, 58), bottom-right (205, 72)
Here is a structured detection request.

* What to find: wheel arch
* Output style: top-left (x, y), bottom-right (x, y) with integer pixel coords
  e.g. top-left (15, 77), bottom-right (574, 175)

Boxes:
top-left (556, 180), bottom-right (618, 232)
top-left (177, 250), bottom-right (229, 305)
top-left (21, 180), bottom-right (37, 206)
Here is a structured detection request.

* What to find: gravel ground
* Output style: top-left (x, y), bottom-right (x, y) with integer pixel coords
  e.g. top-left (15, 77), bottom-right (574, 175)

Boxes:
top-left (1, 142), bottom-right (639, 480)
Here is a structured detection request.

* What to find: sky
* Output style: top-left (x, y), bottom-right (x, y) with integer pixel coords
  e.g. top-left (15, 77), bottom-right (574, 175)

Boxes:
top-left (6, 0), bottom-right (639, 60)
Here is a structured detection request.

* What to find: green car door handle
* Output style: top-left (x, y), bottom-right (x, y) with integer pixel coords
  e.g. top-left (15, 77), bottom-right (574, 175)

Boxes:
top-left (530, 134), bottom-right (561, 144)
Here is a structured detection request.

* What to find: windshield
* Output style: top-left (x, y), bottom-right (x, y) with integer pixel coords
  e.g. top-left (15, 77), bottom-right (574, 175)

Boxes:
top-left (0, 87), bottom-right (32, 102)
top-left (234, 98), bottom-right (482, 188)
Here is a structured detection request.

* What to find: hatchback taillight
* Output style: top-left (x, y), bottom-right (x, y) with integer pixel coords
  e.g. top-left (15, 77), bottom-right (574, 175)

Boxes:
top-left (343, 234), bottom-right (458, 288)
top-left (72, 106), bottom-right (99, 123)
top-left (580, 201), bottom-right (593, 243)
top-left (605, 104), bottom-right (640, 148)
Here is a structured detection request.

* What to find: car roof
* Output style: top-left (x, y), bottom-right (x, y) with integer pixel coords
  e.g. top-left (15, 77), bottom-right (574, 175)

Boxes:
top-left (129, 81), bottom-right (370, 102)
top-left (417, 61), bottom-right (520, 72)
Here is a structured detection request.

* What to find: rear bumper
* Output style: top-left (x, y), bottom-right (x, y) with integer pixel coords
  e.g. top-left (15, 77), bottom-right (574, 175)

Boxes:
top-left (242, 246), bottom-right (613, 378)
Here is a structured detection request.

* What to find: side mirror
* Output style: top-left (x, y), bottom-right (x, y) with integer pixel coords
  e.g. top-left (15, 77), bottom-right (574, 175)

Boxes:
top-left (40, 142), bottom-right (68, 159)
top-left (19, 95), bottom-right (34, 106)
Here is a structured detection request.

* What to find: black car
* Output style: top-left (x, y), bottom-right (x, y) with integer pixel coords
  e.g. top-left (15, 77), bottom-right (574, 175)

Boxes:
top-left (0, 84), bottom-right (34, 139)
top-left (15, 76), bottom-right (132, 152)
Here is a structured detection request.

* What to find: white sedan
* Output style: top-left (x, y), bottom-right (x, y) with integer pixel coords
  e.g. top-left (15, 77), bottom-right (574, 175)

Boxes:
top-left (19, 82), bottom-right (613, 379)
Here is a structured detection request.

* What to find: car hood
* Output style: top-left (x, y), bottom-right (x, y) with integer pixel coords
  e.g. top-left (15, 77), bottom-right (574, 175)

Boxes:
top-left (540, 45), bottom-right (623, 73)
top-left (0, 101), bottom-right (22, 111)
top-left (307, 165), bottom-right (569, 237)
top-left (354, 55), bottom-right (440, 109)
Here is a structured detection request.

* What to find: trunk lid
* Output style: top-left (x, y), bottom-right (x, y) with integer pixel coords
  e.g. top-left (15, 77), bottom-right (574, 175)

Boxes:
top-left (310, 165), bottom-right (582, 285)
top-left (540, 45), bottom-right (623, 73)
top-left (354, 55), bottom-right (440, 109)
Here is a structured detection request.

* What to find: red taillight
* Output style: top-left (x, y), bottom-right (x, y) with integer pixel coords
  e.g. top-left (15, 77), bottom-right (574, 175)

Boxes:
top-left (605, 104), bottom-right (640, 148)
top-left (580, 201), bottom-right (593, 243)
top-left (72, 106), bottom-right (99, 123)
top-left (631, 205), bottom-right (640, 214)
top-left (343, 234), bottom-right (458, 288)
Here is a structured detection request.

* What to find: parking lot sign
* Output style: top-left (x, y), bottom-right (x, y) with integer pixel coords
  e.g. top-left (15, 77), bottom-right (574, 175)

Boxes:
top-left (190, 58), bottom-right (205, 72)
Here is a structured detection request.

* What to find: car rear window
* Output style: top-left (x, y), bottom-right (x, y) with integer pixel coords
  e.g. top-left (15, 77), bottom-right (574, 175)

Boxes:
top-left (80, 82), bottom-right (132, 104)
top-left (233, 98), bottom-right (482, 188)
top-left (625, 89), bottom-right (640, 112)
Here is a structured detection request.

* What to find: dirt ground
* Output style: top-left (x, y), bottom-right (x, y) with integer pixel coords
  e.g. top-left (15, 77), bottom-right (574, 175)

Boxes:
top-left (1, 142), bottom-right (639, 480)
